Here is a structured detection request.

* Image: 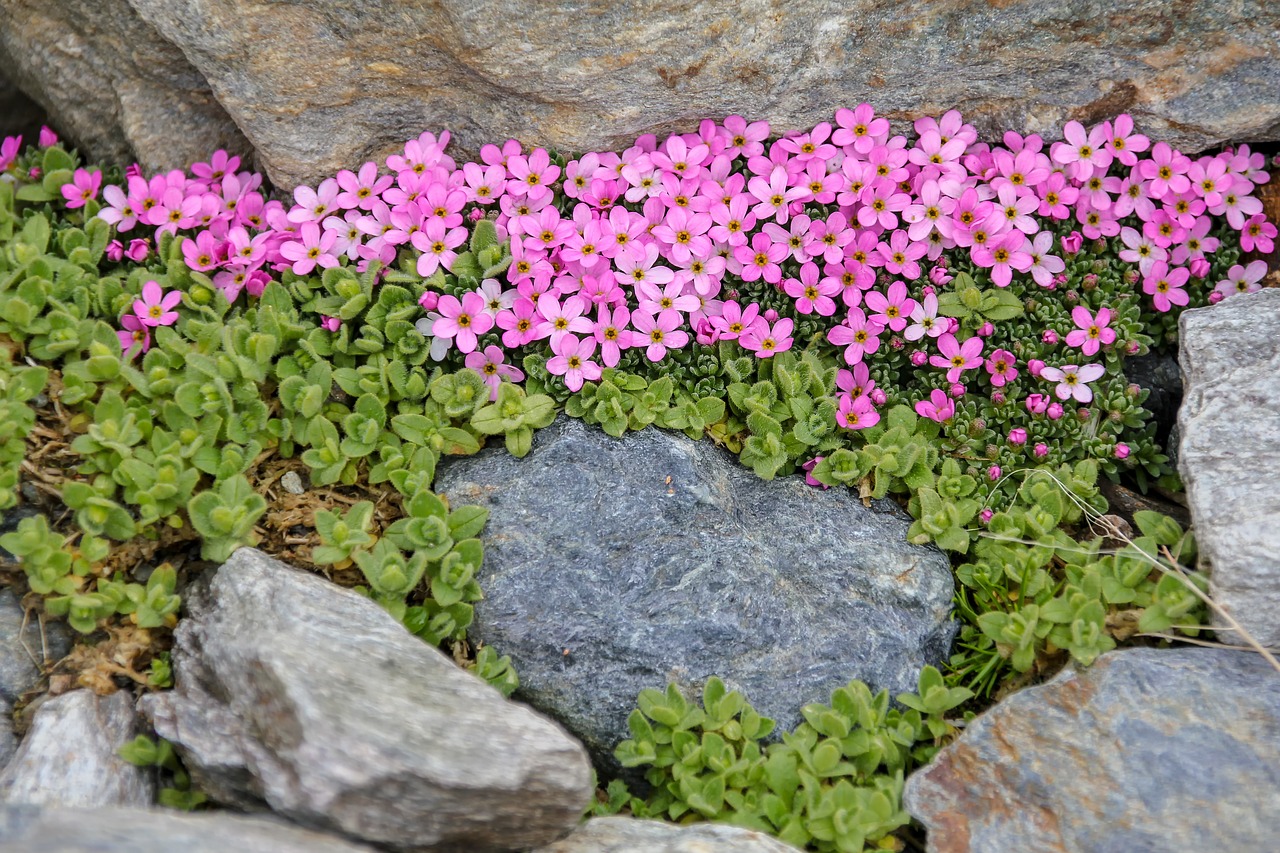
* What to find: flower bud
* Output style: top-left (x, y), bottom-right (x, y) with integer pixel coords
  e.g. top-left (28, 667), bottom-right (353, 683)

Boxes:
top-left (105, 240), bottom-right (124, 262)
top-left (125, 239), bottom-right (150, 262)
top-left (38, 125), bottom-right (58, 147)
top-left (991, 390), bottom-right (1006, 405)
top-left (1189, 257), bottom-right (1210, 279)
top-left (950, 383), bottom-right (967, 399)
top-left (977, 322), bottom-right (994, 337)
top-left (1033, 442), bottom-right (1049, 458)
top-left (418, 291), bottom-right (440, 311)
top-left (1025, 393), bottom-right (1048, 414)
top-left (910, 350), bottom-right (928, 366)
top-left (1114, 442), bottom-right (1131, 459)
top-left (1082, 273), bottom-right (1099, 290)
top-left (764, 308), bottom-right (779, 322)
top-left (1042, 329), bottom-right (1059, 344)
top-left (1008, 427), bottom-right (1027, 445)
top-left (1061, 231), bottom-right (1083, 254)
top-left (979, 508), bottom-right (994, 524)
top-left (1208, 291), bottom-right (1224, 304)
top-left (988, 465), bottom-right (1002, 481)
top-left (1027, 359), bottom-right (1046, 378)
top-left (1047, 402), bottom-right (1064, 420)
top-left (870, 388), bottom-right (887, 405)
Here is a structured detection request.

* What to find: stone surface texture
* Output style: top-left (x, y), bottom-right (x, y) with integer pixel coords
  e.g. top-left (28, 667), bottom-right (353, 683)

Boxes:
top-left (534, 816), bottom-right (805, 852)
top-left (436, 417), bottom-right (956, 770)
top-left (0, 1), bottom-right (1275, 187)
top-left (141, 547), bottom-right (593, 853)
top-left (0, 690), bottom-right (153, 807)
top-left (0, 804), bottom-right (379, 853)
top-left (1177, 288), bottom-right (1280, 649)
top-left (0, 72), bottom-right (45, 142)
top-left (904, 648), bottom-right (1280, 853)
top-left (0, 588), bottom-right (71, 706)
top-left (0, 0), bottom-right (249, 175)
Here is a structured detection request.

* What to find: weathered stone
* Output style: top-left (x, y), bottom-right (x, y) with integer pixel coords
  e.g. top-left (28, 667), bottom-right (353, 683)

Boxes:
top-left (1177, 288), bottom-right (1280, 649)
top-left (0, 0), bottom-right (249, 175)
top-left (0, 699), bottom-right (15, 770)
top-left (535, 816), bottom-right (804, 852)
top-left (0, 0), bottom-right (1232, 187)
top-left (0, 690), bottom-right (153, 807)
top-left (436, 417), bottom-right (956, 772)
top-left (904, 648), bottom-right (1280, 853)
top-left (0, 803), bottom-right (379, 853)
top-left (1123, 349), bottom-right (1181, 447)
top-left (0, 589), bottom-right (72, 705)
top-left (141, 547), bottom-right (593, 852)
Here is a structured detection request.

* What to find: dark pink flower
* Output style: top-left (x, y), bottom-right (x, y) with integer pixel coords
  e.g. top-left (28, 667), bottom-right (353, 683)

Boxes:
top-left (61, 168), bottom-right (102, 209)
top-left (915, 388), bottom-right (955, 423)
top-left (132, 280), bottom-right (181, 327)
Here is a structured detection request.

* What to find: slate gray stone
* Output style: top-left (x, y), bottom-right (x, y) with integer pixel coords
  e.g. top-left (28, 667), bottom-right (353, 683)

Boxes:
top-left (904, 647), bottom-right (1280, 853)
top-left (535, 816), bottom-right (804, 852)
top-left (0, 588), bottom-right (72, 705)
top-left (0, 690), bottom-right (153, 807)
top-left (141, 547), bottom-right (593, 853)
top-left (0, 0), bottom-right (1259, 187)
top-left (435, 417), bottom-right (956, 772)
top-left (0, 803), bottom-right (379, 853)
top-left (0, 0), bottom-right (250, 175)
top-left (0, 699), bottom-right (14, 771)
top-left (1123, 349), bottom-right (1181, 446)
top-left (0, 72), bottom-right (44, 143)
top-left (1177, 288), bottom-right (1280, 649)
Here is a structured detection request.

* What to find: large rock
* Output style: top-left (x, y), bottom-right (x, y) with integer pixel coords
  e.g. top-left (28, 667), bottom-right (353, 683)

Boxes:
top-left (0, 1), bottom-right (1272, 187)
top-left (141, 548), bottom-right (593, 853)
top-left (0, 588), bottom-right (72, 705)
top-left (0, 0), bottom-right (249, 175)
top-left (0, 690), bottom-right (153, 807)
top-left (904, 648), bottom-right (1280, 852)
top-left (534, 816), bottom-right (803, 852)
top-left (0, 71), bottom-right (45, 142)
top-left (0, 803), bottom-right (379, 853)
top-left (1178, 288), bottom-right (1280, 649)
top-left (436, 417), bottom-right (956, 771)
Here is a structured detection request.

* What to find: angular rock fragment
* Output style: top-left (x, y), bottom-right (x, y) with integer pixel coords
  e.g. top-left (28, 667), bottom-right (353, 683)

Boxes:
top-left (535, 815), bottom-right (804, 852)
top-left (905, 648), bottom-right (1280, 852)
top-left (142, 548), bottom-right (593, 852)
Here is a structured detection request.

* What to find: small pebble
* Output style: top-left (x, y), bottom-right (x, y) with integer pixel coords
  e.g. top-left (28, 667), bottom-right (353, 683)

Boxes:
top-left (280, 471), bottom-right (305, 495)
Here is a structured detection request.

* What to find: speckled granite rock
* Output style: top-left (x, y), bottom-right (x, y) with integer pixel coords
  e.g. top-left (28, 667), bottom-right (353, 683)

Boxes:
top-left (0, 804), bottom-right (379, 852)
top-left (534, 816), bottom-right (804, 852)
top-left (1, 1), bottom-right (1272, 186)
top-left (0, 0), bottom-right (249, 174)
top-left (905, 648), bottom-right (1280, 853)
top-left (1177, 288), bottom-right (1280, 649)
top-left (436, 416), bottom-right (956, 771)
top-left (142, 548), bottom-right (593, 852)
top-left (0, 690), bottom-right (153, 807)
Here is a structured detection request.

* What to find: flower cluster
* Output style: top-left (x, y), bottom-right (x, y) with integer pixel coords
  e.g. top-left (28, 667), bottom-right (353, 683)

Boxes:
top-left (21, 104), bottom-right (1270, 468)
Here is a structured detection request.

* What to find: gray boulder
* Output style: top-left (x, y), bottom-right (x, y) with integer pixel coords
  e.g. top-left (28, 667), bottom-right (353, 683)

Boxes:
top-left (1178, 289), bottom-right (1280, 650)
top-left (3, 1), bottom-right (1279, 186)
top-left (141, 547), bottom-right (593, 852)
top-left (0, 0), bottom-right (249, 175)
top-left (0, 803), bottom-right (378, 853)
top-left (436, 417), bottom-right (956, 771)
top-left (905, 647), bottom-right (1280, 852)
top-left (0, 690), bottom-right (153, 807)
top-left (0, 588), bottom-right (72, 705)
top-left (535, 816), bottom-right (803, 852)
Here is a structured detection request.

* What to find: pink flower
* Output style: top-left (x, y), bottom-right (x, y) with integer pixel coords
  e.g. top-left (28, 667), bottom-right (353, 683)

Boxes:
top-left (546, 333), bottom-right (602, 392)
top-left (631, 310), bottom-right (689, 361)
top-left (181, 230), bottom-right (223, 272)
top-left (117, 314), bottom-right (151, 354)
top-left (280, 221), bottom-right (338, 275)
top-left (864, 280), bottom-right (918, 333)
top-left (1240, 215), bottom-right (1277, 254)
top-left (1061, 231), bottom-right (1083, 254)
top-left (125, 239), bottom-right (150, 263)
top-left (740, 317), bottom-right (794, 358)
top-left (132, 280), bottom-right (182, 328)
top-left (930, 333), bottom-right (984, 383)
top-left (1033, 442), bottom-right (1049, 458)
top-left (0, 136), bottom-right (19, 172)
top-left (496, 297), bottom-right (541, 348)
top-left (984, 349), bottom-right (1019, 387)
top-left (1047, 402), bottom-right (1064, 420)
top-left (709, 300), bottom-right (760, 341)
top-left (1214, 260), bottom-right (1267, 300)
top-left (772, 265), bottom-right (826, 317)
top-left (988, 465), bottom-right (1002, 482)
top-left (972, 231), bottom-right (1033, 287)
top-left (910, 350), bottom-right (928, 366)
top-left (1065, 306), bottom-right (1116, 356)
top-left (105, 240), bottom-right (124, 262)
top-left (1027, 358), bottom-right (1046, 378)
top-left (1042, 329), bottom-right (1059, 345)
top-left (1008, 428), bottom-right (1028, 445)
top-left (592, 304), bottom-right (636, 367)
top-left (433, 291), bottom-right (495, 354)
top-left (915, 388), bottom-right (955, 423)
top-left (60, 168), bottom-right (102, 209)
top-left (1114, 443), bottom-right (1131, 460)
top-left (837, 393), bottom-right (881, 430)
top-left (1051, 120), bottom-right (1113, 181)
top-left (412, 218), bottom-right (468, 277)
top-left (735, 231), bottom-right (788, 284)
top-left (876, 230), bottom-right (928, 280)
top-left (1039, 363), bottom-right (1106, 403)
top-left (1025, 393), bottom-right (1049, 414)
top-left (320, 316), bottom-right (341, 332)
top-left (38, 126), bottom-right (58, 147)
top-left (827, 308), bottom-right (884, 365)
top-left (1142, 261), bottom-right (1190, 312)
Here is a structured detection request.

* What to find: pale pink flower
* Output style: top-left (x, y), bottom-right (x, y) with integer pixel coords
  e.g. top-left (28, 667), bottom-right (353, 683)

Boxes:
top-left (465, 345), bottom-right (524, 400)
top-left (740, 317), bottom-right (794, 358)
top-left (1215, 261), bottom-right (1267, 300)
top-left (546, 334), bottom-right (601, 392)
top-left (904, 292), bottom-right (944, 341)
top-left (631, 310), bottom-right (689, 361)
top-left (708, 300), bottom-right (760, 341)
top-left (280, 221), bottom-right (339, 275)
top-left (864, 280), bottom-right (918, 332)
top-left (1240, 215), bottom-right (1277, 254)
top-left (411, 218), bottom-right (467, 276)
top-left (783, 262), bottom-right (839, 316)
top-left (433, 291), bottom-right (495, 354)
top-left (1039, 363), bottom-right (1106, 403)
top-left (827, 308), bottom-right (884, 365)
top-left (592, 304), bottom-right (636, 367)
